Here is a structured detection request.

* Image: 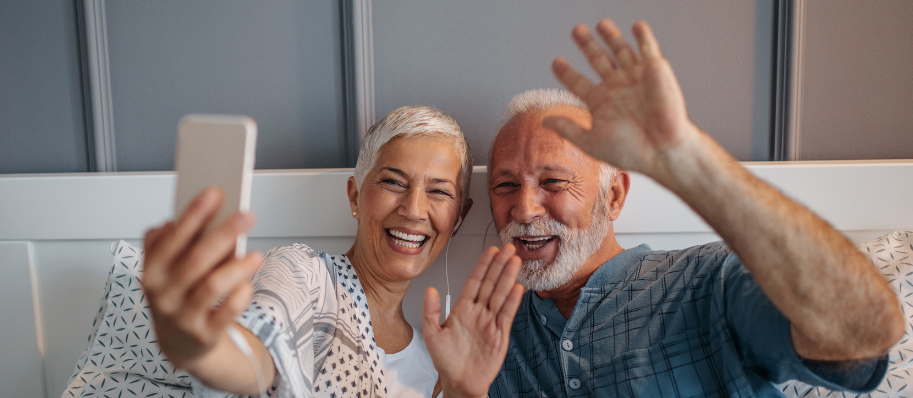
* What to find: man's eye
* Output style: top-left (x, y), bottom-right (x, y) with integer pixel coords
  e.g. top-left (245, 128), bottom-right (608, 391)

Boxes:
top-left (543, 179), bottom-right (569, 190)
top-left (492, 182), bottom-right (519, 194)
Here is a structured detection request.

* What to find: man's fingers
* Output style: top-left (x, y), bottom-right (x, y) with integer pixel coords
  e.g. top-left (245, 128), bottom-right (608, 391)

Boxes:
top-left (571, 24), bottom-right (615, 79)
top-left (632, 20), bottom-right (663, 60)
top-left (423, 287), bottom-right (443, 334)
top-left (169, 212), bottom-right (256, 296)
top-left (597, 19), bottom-right (638, 68)
top-left (543, 115), bottom-right (588, 147)
top-left (497, 284), bottom-right (525, 332)
top-left (552, 58), bottom-right (594, 99)
top-left (486, 254), bottom-right (521, 314)
top-left (459, 246), bottom-right (499, 304)
top-left (476, 244), bottom-right (517, 307)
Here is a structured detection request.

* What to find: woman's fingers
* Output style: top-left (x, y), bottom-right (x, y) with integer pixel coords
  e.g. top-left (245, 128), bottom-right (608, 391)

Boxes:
top-left (571, 24), bottom-right (615, 79)
top-left (459, 246), bottom-right (499, 304)
top-left (169, 211), bottom-right (256, 296)
top-left (475, 245), bottom-right (517, 307)
top-left (552, 57), bottom-right (594, 99)
top-left (597, 19), bottom-right (639, 68)
top-left (142, 222), bottom-right (174, 289)
top-left (632, 20), bottom-right (663, 60)
top-left (209, 282), bottom-right (254, 336)
top-left (497, 284), bottom-right (525, 332)
top-left (146, 188), bottom-right (223, 279)
top-left (184, 251), bottom-right (261, 322)
top-left (484, 251), bottom-right (521, 314)
top-left (422, 287), bottom-right (443, 335)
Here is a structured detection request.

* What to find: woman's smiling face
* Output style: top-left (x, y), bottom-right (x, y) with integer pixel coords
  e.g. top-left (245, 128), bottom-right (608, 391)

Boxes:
top-left (349, 135), bottom-right (465, 282)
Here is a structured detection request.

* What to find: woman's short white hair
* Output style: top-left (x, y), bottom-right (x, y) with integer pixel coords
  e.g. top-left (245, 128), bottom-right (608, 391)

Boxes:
top-left (354, 105), bottom-right (473, 206)
top-left (502, 89), bottom-right (616, 193)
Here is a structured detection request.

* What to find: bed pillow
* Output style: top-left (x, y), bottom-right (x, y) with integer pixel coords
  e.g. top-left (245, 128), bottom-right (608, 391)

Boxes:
top-left (62, 240), bottom-right (193, 397)
top-left (780, 230), bottom-right (913, 397)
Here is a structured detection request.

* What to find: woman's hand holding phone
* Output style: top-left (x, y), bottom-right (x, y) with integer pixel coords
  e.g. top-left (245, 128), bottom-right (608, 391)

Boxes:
top-left (142, 188), bottom-right (262, 371)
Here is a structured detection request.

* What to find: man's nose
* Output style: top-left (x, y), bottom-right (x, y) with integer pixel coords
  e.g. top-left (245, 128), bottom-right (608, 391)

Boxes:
top-left (400, 187), bottom-right (429, 221)
top-left (511, 185), bottom-right (545, 223)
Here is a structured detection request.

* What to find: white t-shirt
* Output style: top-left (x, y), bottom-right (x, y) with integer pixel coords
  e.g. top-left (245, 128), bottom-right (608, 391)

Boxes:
top-left (379, 326), bottom-right (439, 397)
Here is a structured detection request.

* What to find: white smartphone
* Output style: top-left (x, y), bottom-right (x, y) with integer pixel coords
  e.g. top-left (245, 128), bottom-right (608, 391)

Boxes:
top-left (174, 114), bottom-right (257, 258)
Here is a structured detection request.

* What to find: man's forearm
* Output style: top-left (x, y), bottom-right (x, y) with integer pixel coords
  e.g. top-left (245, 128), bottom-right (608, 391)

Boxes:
top-left (653, 123), bottom-right (904, 360)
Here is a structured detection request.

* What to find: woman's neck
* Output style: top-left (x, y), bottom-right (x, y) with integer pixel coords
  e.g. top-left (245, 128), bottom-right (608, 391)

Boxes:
top-left (346, 242), bottom-right (414, 353)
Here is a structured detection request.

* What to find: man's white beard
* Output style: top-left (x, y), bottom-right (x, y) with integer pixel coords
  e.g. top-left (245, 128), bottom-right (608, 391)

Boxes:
top-left (498, 205), bottom-right (611, 292)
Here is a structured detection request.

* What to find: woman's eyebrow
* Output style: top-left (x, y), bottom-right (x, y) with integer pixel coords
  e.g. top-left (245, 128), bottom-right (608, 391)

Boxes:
top-left (430, 178), bottom-right (456, 186)
top-left (379, 167), bottom-right (407, 177)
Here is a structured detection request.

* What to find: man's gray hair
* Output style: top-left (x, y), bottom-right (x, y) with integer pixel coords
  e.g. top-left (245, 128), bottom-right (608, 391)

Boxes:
top-left (500, 89), bottom-right (617, 194)
top-left (354, 106), bottom-right (473, 206)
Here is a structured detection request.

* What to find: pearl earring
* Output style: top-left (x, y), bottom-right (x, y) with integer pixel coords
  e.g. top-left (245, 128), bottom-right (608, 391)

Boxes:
top-left (352, 211), bottom-right (357, 217)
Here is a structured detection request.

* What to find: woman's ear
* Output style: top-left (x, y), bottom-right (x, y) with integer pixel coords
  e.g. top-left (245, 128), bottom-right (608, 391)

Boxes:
top-left (608, 171), bottom-right (630, 221)
top-left (452, 198), bottom-right (474, 236)
top-left (347, 177), bottom-right (359, 218)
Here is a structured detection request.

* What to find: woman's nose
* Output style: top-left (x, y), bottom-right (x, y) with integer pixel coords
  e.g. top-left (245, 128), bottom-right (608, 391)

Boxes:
top-left (399, 188), bottom-right (429, 221)
top-left (511, 185), bottom-right (545, 224)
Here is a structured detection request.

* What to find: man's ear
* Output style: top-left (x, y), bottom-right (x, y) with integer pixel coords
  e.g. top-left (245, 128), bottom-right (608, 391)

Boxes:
top-left (346, 177), bottom-right (359, 218)
top-left (608, 170), bottom-right (630, 221)
top-left (452, 198), bottom-right (474, 236)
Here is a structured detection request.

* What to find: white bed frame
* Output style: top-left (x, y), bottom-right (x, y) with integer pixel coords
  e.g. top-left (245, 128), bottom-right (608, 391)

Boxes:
top-left (2, 161), bottom-right (911, 398)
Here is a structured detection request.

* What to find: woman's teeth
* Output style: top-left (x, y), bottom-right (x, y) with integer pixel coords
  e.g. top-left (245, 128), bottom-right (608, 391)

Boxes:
top-left (521, 236), bottom-right (552, 250)
top-left (388, 229), bottom-right (427, 248)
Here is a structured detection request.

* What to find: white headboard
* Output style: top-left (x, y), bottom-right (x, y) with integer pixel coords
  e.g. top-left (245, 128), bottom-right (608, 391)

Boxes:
top-left (2, 161), bottom-right (911, 398)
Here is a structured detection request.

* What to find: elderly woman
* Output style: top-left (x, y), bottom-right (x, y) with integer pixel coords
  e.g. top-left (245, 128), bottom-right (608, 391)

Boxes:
top-left (141, 106), bottom-right (524, 397)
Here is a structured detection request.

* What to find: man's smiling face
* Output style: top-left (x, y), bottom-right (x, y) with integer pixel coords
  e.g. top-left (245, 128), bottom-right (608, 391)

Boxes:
top-left (488, 106), bottom-right (613, 291)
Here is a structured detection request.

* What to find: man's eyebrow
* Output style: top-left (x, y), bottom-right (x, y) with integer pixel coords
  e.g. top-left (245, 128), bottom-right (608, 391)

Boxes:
top-left (542, 164), bottom-right (576, 174)
top-left (490, 169), bottom-right (515, 180)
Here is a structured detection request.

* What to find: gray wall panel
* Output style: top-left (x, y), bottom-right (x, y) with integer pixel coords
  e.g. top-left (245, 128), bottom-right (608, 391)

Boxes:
top-left (373, 1), bottom-right (775, 164)
top-left (105, 1), bottom-right (347, 171)
top-left (798, 0), bottom-right (913, 160)
top-left (0, 1), bottom-right (88, 174)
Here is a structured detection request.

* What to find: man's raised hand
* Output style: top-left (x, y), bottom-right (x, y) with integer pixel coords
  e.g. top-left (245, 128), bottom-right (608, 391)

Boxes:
top-left (545, 19), bottom-right (699, 179)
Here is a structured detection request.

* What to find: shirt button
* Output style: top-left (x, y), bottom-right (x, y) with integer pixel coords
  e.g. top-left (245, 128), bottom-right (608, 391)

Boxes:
top-left (568, 378), bottom-right (581, 390)
top-left (562, 339), bottom-right (573, 351)
top-left (540, 314), bottom-right (547, 325)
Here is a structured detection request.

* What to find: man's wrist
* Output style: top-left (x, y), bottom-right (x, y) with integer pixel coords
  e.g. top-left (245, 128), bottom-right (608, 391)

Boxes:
top-left (648, 123), bottom-right (725, 192)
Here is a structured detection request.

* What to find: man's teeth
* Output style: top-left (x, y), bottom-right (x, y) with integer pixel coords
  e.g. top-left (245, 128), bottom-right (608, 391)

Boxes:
top-left (521, 236), bottom-right (551, 250)
top-left (388, 229), bottom-right (427, 248)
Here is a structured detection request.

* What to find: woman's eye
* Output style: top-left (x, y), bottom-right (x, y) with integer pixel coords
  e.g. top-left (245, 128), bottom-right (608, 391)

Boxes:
top-left (429, 189), bottom-right (455, 199)
top-left (380, 178), bottom-right (406, 188)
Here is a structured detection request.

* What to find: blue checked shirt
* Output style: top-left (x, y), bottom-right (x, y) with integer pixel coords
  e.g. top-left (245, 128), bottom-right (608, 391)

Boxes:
top-left (489, 243), bottom-right (887, 397)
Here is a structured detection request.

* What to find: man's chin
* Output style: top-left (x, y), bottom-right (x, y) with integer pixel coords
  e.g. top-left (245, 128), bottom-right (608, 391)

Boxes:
top-left (517, 259), bottom-right (574, 292)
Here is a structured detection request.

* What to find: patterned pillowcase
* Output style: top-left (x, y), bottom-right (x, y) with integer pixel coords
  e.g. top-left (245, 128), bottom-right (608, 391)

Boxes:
top-left (780, 230), bottom-right (913, 398)
top-left (62, 240), bottom-right (193, 398)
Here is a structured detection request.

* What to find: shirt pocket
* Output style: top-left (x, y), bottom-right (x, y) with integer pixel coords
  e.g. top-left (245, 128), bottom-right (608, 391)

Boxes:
top-left (598, 329), bottom-right (730, 398)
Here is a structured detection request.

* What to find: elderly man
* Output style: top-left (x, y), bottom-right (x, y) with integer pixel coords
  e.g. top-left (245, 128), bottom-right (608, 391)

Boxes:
top-left (482, 19), bottom-right (903, 397)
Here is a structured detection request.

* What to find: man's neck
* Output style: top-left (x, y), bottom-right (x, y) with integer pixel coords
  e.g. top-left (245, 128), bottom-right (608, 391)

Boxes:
top-left (536, 240), bottom-right (624, 319)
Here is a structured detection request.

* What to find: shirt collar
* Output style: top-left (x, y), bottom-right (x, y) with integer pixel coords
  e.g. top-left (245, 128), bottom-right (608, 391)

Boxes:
top-left (584, 244), bottom-right (652, 290)
top-left (529, 244), bottom-right (653, 335)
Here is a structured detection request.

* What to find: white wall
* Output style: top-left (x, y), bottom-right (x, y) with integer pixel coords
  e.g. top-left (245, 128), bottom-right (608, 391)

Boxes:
top-left (2, 162), bottom-right (912, 397)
